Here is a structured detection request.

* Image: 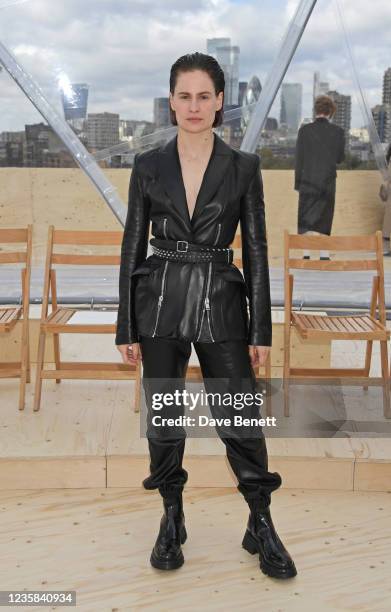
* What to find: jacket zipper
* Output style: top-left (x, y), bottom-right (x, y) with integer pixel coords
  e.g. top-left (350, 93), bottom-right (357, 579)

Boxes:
top-left (163, 217), bottom-right (168, 239)
top-left (213, 222), bottom-right (221, 246)
top-left (152, 260), bottom-right (168, 337)
top-left (195, 261), bottom-right (215, 342)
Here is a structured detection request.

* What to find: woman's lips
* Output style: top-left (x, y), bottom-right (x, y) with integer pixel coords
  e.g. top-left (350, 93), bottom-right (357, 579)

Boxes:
top-left (187, 118), bottom-right (202, 122)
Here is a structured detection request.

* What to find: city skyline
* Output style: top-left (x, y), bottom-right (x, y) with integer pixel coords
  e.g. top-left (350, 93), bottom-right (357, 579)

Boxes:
top-left (0, 0), bottom-right (390, 133)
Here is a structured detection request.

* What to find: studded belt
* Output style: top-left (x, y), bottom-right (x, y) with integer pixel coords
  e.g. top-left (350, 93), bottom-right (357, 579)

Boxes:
top-left (150, 238), bottom-right (234, 263)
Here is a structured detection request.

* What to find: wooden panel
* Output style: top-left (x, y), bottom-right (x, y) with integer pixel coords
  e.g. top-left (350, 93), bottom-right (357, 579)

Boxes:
top-left (288, 258), bottom-right (378, 271)
top-left (51, 254), bottom-right (120, 265)
top-left (0, 252), bottom-right (27, 263)
top-left (289, 233), bottom-right (378, 250)
top-left (0, 457), bottom-right (106, 489)
top-left (0, 228), bottom-right (28, 242)
top-left (107, 454), bottom-right (355, 490)
top-left (53, 229), bottom-right (123, 245)
top-left (354, 460), bottom-right (391, 492)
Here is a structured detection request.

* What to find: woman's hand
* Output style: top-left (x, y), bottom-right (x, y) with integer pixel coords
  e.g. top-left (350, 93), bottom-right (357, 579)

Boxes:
top-left (249, 345), bottom-right (270, 368)
top-left (117, 343), bottom-right (142, 365)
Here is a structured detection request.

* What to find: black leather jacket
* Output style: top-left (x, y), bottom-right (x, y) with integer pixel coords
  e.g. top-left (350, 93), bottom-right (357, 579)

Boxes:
top-left (115, 132), bottom-right (272, 347)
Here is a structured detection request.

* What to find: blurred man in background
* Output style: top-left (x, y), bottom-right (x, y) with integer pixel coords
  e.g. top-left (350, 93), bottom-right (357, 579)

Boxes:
top-left (295, 95), bottom-right (345, 259)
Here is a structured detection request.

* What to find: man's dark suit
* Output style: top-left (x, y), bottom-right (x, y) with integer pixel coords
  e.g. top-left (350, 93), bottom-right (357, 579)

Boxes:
top-left (294, 116), bottom-right (345, 235)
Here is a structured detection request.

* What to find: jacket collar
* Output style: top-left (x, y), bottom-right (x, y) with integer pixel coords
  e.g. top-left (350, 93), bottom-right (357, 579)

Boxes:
top-left (158, 131), bottom-right (232, 232)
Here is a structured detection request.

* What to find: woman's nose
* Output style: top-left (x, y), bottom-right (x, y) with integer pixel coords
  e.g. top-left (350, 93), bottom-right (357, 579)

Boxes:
top-left (189, 99), bottom-right (200, 112)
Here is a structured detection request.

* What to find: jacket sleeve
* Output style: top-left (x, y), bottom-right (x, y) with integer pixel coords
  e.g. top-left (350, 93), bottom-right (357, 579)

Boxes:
top-left (115, 153), bottom-right (150, 345)
top-left (240, 155), bottom-right (272, 347)
top-left (294, 127), bottom-right (304, 191)
top-left (337, 128), bottom-right (345, 164)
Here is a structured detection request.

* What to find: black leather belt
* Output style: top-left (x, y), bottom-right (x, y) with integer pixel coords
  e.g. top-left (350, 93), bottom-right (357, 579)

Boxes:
top-left (150, 238), bottom-right (234, 263)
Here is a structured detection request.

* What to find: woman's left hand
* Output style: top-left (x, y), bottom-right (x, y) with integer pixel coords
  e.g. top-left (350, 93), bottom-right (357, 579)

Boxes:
top-left (249, 345), bottom-right (270, 368)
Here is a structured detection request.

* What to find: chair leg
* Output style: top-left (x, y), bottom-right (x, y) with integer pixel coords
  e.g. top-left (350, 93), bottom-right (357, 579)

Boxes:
top-left (18, 323), bottom-right (28, 411)
top-left (363, 339), bottom-right (373, 391)
top-left (283, 326), bottom-right (291, 417)
top-left (33, 330), bottom-right (46, 412)
top-left (380, 340), bottom-right (390, 419)
top-left (53, 333), bottom-right (61, 384)
top-left (26, 325), bottom-right (31, 384)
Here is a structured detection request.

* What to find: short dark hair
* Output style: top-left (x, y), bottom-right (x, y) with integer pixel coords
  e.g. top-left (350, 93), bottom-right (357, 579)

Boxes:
top-left (314, 95), bottom-right (337, 117)
top-left (169, 52), bottom-right (225, 127)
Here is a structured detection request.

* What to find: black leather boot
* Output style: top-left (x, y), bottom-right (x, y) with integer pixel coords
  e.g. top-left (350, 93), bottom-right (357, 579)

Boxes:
top-left (150, 492), bottom-right (187, 570)
top-left (242, 500), bottom-right (297, 579)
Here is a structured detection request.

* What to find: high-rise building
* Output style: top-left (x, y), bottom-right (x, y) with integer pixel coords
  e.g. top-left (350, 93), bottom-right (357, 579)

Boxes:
top-left (280, 83), bottom-right (302, 132)
top-left (327, 90), bottom-right (351, 138)
top-left (382, 67), bottom-right (391, 105)
top-left (24, 123), bottom-right (74, 167)
top-left (60, 82), bottom-right (89, 138)
top-left (207, 38), bottom-right (240, 105)
top-left (153, 98), bottom-right (170, 129)
top-left (313, 71), bottom-right (330, 119)
top-left (61, 83), bottom-right (89, 121)
top-left (241, 75), bottom-right (262, 133)
top-left (238, 81), bottom-right (248, 107)
top-left (372, 104), bottom-right (391, 143)
top-left (87, 112), bottom-right (119, 150)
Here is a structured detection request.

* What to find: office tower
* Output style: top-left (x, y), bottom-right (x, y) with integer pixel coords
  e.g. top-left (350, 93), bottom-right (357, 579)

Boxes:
top-left (60, 82), bottom-right (89, 137)
top-left (238, 81), bottom-right (248, 107)
top-left (313, 71), bottom-right (330, 98)
top-left (327, 90), bottom-right (351, 137)
top-left (60, 83), bottom-right (89, 121)
top-left (241, 75), bottom-right (262, 132)
top-left (207, 38), bottom-right (240, 105)
top-left (372, 104), bottom-right (391, 143)
top-left (153, 98), bottom-right (170, 129)
top-left (87, 112), bottom-right (119, 150)
top-left (313, 71), bottom-right (330, 119)
top-left (280, 83), bottom-right (302, 132)
top-left (382, 67), bottom-right (391, 105)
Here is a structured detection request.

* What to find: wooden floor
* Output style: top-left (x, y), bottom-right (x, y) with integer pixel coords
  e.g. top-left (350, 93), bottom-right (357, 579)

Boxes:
top-left (0, 318), bottom-right (390, 492)
top-left (1, 486), bottom-right (390, 611)
top-left (0, 170), bottom-right (390, 609)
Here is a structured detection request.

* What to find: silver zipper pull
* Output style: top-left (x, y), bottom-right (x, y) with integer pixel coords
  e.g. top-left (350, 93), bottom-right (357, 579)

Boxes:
top-left (205, 297), bottom-right (210, 309)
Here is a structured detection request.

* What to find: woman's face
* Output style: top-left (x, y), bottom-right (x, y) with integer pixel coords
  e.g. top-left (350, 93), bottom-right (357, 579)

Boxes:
top-left (170, 69), bottom-right (223, 133)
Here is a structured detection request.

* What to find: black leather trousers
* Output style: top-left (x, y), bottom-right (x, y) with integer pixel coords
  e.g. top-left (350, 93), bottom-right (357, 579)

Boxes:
top-left (139, 319), bottom-right (282, 508)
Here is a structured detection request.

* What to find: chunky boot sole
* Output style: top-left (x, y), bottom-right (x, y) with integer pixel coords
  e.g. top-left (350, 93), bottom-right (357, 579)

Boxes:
top-left (242, 529), bottom-right (297, 579)
top-left (150, 524), bottom-right (187, 571)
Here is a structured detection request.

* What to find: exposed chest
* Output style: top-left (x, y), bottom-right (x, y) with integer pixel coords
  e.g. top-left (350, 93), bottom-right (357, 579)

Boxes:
top-left (179, 157), bottom-right (210, 221)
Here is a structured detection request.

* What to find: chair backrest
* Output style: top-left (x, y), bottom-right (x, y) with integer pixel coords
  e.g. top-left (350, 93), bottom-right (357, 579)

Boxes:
top-left (41, 225), bottom-right (124, 318)
top-left (0, 226), bottom-right (32, 313)
top-left (283, 230), bottom-right (386, 325)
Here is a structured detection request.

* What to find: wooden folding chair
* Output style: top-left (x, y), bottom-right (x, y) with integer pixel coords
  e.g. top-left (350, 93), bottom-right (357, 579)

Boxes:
top-left (33, 226), bottom-right (142, 412)
top-left (185, 231), bottom-right (273, 417)
top-left (283, 230), bottom-right (390, 419)
top-left (0, 226), bottom-right (32, 410)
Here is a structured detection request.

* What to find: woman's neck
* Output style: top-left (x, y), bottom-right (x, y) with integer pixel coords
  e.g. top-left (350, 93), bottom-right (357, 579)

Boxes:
top-left (177, 128), bottom-right (214, 160)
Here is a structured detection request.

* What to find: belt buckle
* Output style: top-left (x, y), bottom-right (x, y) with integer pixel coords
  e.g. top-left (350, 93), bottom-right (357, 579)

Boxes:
top-left (177, 240), bottom-right (188, 252)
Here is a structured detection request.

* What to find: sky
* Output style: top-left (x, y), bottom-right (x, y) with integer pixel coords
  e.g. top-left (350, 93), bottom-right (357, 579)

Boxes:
top-left (0, 0), bottom-right (390, 133)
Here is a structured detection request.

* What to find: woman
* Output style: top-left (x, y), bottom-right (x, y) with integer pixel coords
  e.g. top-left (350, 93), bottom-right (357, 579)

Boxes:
top-left (116, 52), bottom-right (297, 579)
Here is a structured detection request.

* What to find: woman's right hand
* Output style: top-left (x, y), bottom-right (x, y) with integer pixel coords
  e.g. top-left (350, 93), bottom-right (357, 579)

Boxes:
top-left (117, 343), bottom-right (142, 365)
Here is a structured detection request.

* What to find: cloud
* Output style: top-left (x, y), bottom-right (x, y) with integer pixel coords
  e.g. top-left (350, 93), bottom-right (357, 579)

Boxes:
top-left (0, 0), bottom-right (390, 132)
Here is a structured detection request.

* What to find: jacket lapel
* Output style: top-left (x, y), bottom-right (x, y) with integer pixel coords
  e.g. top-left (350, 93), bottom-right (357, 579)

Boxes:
top-left (158, 132), bottom-right (232, 233)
